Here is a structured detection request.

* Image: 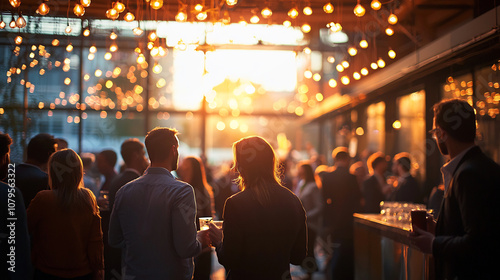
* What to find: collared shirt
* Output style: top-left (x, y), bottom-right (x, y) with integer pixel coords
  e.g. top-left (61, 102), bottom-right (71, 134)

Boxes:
top-left (109, 167), bottom-right (201, 280)
top-left (440, 146), bottom-right (476, 192)
top-left (122, 168), bottom-right (141, 177)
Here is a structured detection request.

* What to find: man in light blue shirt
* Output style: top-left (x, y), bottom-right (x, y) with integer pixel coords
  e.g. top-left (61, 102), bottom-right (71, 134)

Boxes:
top-left (109, 127), bottom-right (208, 280)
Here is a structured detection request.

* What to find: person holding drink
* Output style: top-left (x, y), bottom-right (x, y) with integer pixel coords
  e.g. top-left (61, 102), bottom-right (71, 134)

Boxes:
top-left (208, 136), bottom-right (307, 280)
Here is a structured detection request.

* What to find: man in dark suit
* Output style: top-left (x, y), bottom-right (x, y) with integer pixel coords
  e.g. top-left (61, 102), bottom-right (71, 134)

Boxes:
top-left (320, 147), bottom-right (361, 280)
top-left (389, 152), bottom-right (421, 203)
top-left (362, 152), bottom-right (388, 213)
top-left (410, 99), bottom-right (500, 279)
top-left (15, 133), bottom-right (57, 208)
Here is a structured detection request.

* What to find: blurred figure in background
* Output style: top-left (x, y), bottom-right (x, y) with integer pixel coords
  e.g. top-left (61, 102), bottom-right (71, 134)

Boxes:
top-left (320, 147), bottom-right (361, 280)
top-left (177, 156), bottom-right (215, 280)
top-left (81, 153), bottom-right (99, 198)
top-left (55, 138), bottom-right (68, 150)
top-left (362, 152), bottom-right (389, 213)
top-left (389, 153), bottom-right (421, 203)
top-left (27, 149), bottom-right (103, 280)
top-left (16, 133), bottom-right (57, 208)
top-left (212, 162), bottom-right (239, 220)
top-left (96, 150), bottom-right (117, 197)
top-left (349, 161), bottom-right (368, 190)
top-left (295, 161), bottom-right (322, 280)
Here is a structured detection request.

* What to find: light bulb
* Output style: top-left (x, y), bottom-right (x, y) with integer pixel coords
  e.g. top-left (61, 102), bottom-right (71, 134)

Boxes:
top-left (359, 39), bottom-right (368, 48)
top-left (150, 0), bottom-right (163, 10)
top-left (74, 4), bottom-right (85, 16)
top-left (104, 52), bottom-right (112, 60)
top-left (15, 36), bottom-right (22, 45)
top-left (81, 0), bottom-right (91, 8)
top-left (323, 3), bottom-right (334, 13)
top-left (89, 45), bottom-right (96, 53)
top-left (371, 62), bottom-right (378, 69)
top-left (226, 0), bottom-right (237, 6)
top-left (361, 68), bottom-right (369, 76)
top-left (66, 44), bottom-right (73, 52)
top-left (147, 42), bottom-right (154, 50)
top-left (388, 49), bottom-right (396, 59)
top-left (353, 72), bottom-right (361, 80)
top-left (158, 46), bottom-right (166, 57)
top-left (9, 17), bottom-right (16, 28)
top-left (0, 20), bottom-right (5, 29)
top-left (177, 40), bottom-right (187, 51)
top-left (303, 6), bottom-right (313, 16)
top-left (348, 47), bottom-right (357, 56)
top-left (341, 76), bottom-right (350, 85)
top-left (37, 2), bottom-right (50, 15)
top-left (328, 79), bottom-right (337, 88)
top-left (388, 13), bottom-right (398, 25)
top-left (114, 1), bottom-right (126, 13)
top-left (175, 11), bottom-right (187, 22)
top-left (377, 58), bottom-right (386, 68)
top-left (194, 4), bottom-right (203, 12)
top-left (10, 0), bottom-right (20, 8)
top-left (133, 27), bottom-right (143, 36)
top-left (65, 25), bottom-right (72, 34)
top-left (261, 7), bottom-right (272, 18)
top-left (153, 63), bottom-right (162, 74)
top-left (301, 24), bottom-right (311, 33)
top-left (83, 28), bottom-right (90, 36)
top-left (124, 12), bottom-right (135, 22)
top-left (250, 15), bottom-right (259, 24)
top-left (283, 20), bottom-right (291, 27)
top-left (151, 47), bottom-right (159, 57)
top-left (354, 3), bottom-right (366, 17)
top-left (342, 61), bottom-right (350, 68)
top-left (288, 8), bottom-right (299, 19)
top-left (336, 64), bottom-right (344, 72)
top-left (16, 15), bottom-right (26, 28)
top-left (303, 47), bottom-right (311, 54)
top-left (110, 43), bottom-right (118, 52)
top-left (106, 9), bottom-right (119, 20)
top-left (148, 31), bottom-right (157, 41)
top-left (371, 0), bottom-right (381, 10)
top-left (110, 31), bottom-right (117, 40)
top-left (137, 54), bottom-right (145, 64)
top-left (196, 12), bottom-right (207, 21)
top-left (385, 27), bottom-right (394, 36)
top-left (52, 39), bottom-right (59, 46)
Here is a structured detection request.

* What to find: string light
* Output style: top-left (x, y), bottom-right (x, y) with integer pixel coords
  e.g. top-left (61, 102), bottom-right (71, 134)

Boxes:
top-left (133, 27), bottom-right (143, 36)
top-left (283, 20), bottom-right (291, 27)
top-left (73, 3), bottom-right (85, 16)
top-left (114, 1), bottom-right (126, 13)
top-left (323, 3), bottom-right (334, 13)
top-left (15, 36), bottom-right (22, 45)
top-left (301, 24), bottom-right (311, 33)
top-left (341, 76), bottom-right (350, 85)
top-left (16, 14), bottom-right (26, 28)
top-left (110, 31), bottom-right (118, 40)
top-left (65, 24), bottom-right (72, 34)
top-left (261, 7), bottom-right (272, 18)
top-left (353, 72), bottom-right (361, 80)
top-left (66, 43), bottom-right (73, 52)
top-left (361, 68), bottom-right (369, 76)
top-left (194, 4), bottom-right (203, 12)
top-left (196, 12), bottom-right (208, 21)
top-left (83, 28), bottom-right (90, 36)
top-left (328, 79), bottom-right (337, 88)
top-left (371, 62), bottom-right (378, 69)
top-left (354, 1), bottom-right (366, 17)
top-left (250, 15), bottom-right (260, 24)
top-left (303, 6), bottom-right (313, 16)
top-left (386, 27), bottom-right (394, 36)
top-left (388, 49), bottom-right (396, 59)
top-left (109, 42), bottom-right (118, 52)
top-left (371, 0), bottom-right (381, 10)
top-left (9, 16), bottom-right (16, 28)
top-left (348, 47), bottom-right (358, 56)
top-left (336, 64), bottom-right (344, 72)
top-left (150, 0), bottom-right (163, 10)
top-left (341, 61), bottom-right (350, 68)
top-left (148, 31), bottom-right (157, 41)
top-left (226, 0), bottom-right (237, 7)
top-left (359, 39), bottom-right (368, 48)
top-left (10, 0), bottom-right (21, 8)
top-left (288, 8), bottom-right (299, 19)
top-left (388, 13), bottom-right (398, 25)
top-left (124, 12), bottom-right (135, 22)
top-left (37, 2), bottom-right (50, 15)
top-left (81, 0), bottom-right (91, 8)
top-left (175, 11), bottom-right (187, 22)
top-left (377, 58), bottom-right (386, 68)
top-left (0, 15), bottom-right (5, 29)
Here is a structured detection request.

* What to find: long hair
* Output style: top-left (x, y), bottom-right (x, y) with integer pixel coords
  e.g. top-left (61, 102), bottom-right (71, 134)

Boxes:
top-left (233, 136), bottom-right (282, 205)
top-left (48, 149), bottom-right (98, 215)
top-left (298, 161), bottom-right (315, 184)
top-left (182, 156), bottom-right (214, 216)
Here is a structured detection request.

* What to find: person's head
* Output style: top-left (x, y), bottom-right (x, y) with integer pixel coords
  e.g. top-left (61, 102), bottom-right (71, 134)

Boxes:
top-left (233, 136), bottom-right (282, 204)
top-left (332, 147), bottom-right (350, 167)
top-left (121, 138), bottom-right (148, 173)
top-left (0, 133), bottom-right (13, 180)
top-left (431, 98), bottom-right (476, 155)
top-left (349, 161), bottom-right (368, 181)
top-left (178, 156), bottom-right (211, 192)
top-left (145, 127), bottom-right (179, 170)
top-left (297, 161), bottom-right (315, 183)
top-left (48, 149), bottom-right (98, 213)
top-left (27, 133), bottom-right (57, 169)
top-left (96, 150), bottom-right (117, 175)
top-left (55, 138), bottom-right (68, 150)
top-left (80, 153), bottom-right (95, 172)
top-left (367, 152), bottom-right (387, 175)
top-left (393, 152), bottom-right (411, 176)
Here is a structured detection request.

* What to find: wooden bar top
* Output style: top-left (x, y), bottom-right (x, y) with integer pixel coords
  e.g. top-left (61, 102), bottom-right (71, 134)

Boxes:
top-left (353, 213), bottom-right (414, 248)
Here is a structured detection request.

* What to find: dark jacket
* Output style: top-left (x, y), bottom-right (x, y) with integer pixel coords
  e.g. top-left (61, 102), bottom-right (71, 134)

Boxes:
top-left (362, 175), bottom-right (386, 213)
top-left (389, 174), bottom-right (421, 203)
top-left (320, 166), bottom-right (362, 240)
top-left (433, 146), bottom-right (500, 280)
top-left (216, 185), bottom-right (307, 280)
top-left (15, 163), bottom-right (48, 208)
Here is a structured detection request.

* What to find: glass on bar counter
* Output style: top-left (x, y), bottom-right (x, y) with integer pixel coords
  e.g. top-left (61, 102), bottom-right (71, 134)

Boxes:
top-left (379, 201), bottom-right (426, 223)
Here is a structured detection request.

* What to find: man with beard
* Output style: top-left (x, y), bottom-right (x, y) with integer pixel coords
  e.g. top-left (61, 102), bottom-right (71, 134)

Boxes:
top-left (410, 99), bottom-right (500, 279)
top-left (109, 127), bottom-right (209, 280)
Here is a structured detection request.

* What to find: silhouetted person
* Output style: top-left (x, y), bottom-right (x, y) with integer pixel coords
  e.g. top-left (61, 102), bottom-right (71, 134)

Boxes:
top-left (362, 152), bottom-right (389, 213)
top-left (208, 136), bottom-right (307, 280)
top-left (81, 153), bottom-right (99, 198)
top-left (55, 138), bottom-right (68, 150)
top-left (389, 153), bottom-right (421, 203)
top-left (320, 147), bottom-right (361, 280)
top-left (410, 98), bottom-right (500, 279)
top-left (96, 150), bottom-right (117, 195)
top-left (16, 133), bottom-right (57, 208)
top-left (0, 133), bottom-right (31, 280)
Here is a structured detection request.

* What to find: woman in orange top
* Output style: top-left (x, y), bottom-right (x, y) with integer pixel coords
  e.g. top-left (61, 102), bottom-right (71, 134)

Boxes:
top-left (27, 149), bottom-right (104, 280)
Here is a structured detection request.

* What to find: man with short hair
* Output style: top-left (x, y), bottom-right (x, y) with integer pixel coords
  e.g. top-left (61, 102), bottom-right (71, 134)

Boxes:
top-left (389, 152), bottom-right (421, 203)
top-left (96, 149), bottom-right (118, 194)
top-left (15, 133), bottom-right (57, 208)
top-left (410, 99), bottom-right (500, 279)
top-left (362, 152), bottom-right (389, 213)
top-left (0, 133), bottom-right (31, 279)
top-left (109, 127), bottom-right (208, 279)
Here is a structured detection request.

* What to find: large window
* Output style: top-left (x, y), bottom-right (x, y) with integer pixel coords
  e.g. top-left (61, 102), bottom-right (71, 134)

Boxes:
top-left (366, 101), bottom-right (386, 153)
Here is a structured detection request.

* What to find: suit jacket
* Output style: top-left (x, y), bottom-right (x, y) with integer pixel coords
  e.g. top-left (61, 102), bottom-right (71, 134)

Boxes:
top-left (362, 175), bottom-right (386, 213)
top-left (108, 169), bottom-right (141, 211)
top-left (433, 146), bottom-right (500, 280)
top-left (389, 174), bottom-right (421, 203)
top-left (320, 166), bottom-right (362, 240)
top-left (216, 184), bottom-right (307, 280)
top-left (15, 163), bottom-right (49, 208)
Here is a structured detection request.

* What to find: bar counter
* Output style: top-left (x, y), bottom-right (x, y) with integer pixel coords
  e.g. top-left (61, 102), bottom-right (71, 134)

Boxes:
top-left (353, 213), bottom-right (434, 280)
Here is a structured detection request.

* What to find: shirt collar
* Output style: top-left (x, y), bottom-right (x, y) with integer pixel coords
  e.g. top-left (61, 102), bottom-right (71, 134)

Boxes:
top-left (145, 167), bottom-right (174, 178)
top-left (123, 168), bottom-right (141, 177)
top-left (441, 145), bottom-right (476, 192)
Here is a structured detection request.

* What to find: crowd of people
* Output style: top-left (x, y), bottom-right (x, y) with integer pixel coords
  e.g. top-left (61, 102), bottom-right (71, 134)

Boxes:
top-left (1, 98), bottom-right (499, 280)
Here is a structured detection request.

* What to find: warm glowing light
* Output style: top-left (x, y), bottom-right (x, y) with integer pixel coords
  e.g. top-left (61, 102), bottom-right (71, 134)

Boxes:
top-left (388, 13), bottom-right (398, 25)
top-left (73, 4), bottom-right (85, 16)
top-left (89, 45), bottom-right (97, 53)
top-left (371, 0), bottom-right (381, 10)
top-left (354, 3), bottom-right (366, 17)
top-left (0, 20), bottom-right (5, 29)
top-left (336, 64), bottom-right (344, 72)
top-left (105, 80), bottom-right (113, 88)
top-left (196, 12), bottom-right (208, 21)
top-left (114, 1), bottom-right (126, 13)
top-left (37, 2), bottom-right (50, 15)
top-left (329, 22), bottom-right (343, 32)
top-left (106, 9), bottom-right (119, 20)
top-left (261, 7), bottom-right (272, 18)
top-left (250, 15), bottom-right (260, 23)
top-left (348, 47), bottom-right (358, 56)
top-left (288, 8), bottom-right (299, 19)
top-left (110, 31), bottom-right (118, 40)
top-left (388, 49), bottom-right (396, 59)
top-left (313, 73), bottom-right (321, 81)
top-left (356, 127), bottom-right (365, 135)
top-left (137, 54), bottom-right (145, 64)
top-left (323, 3), bottom-right (334, 13)
top-left (124, 12), bottom-right (135, 22)
top-left (295, 107), bottom-right (304, 116)
top-left (51, 39), bottom-right (59, 46)
top-left (110, 43), bottom-right (118, 52)
top-left (64, 78), bottom-right (71, 85)
top-left (10, 0), bottom-right (20, 8)
top-left (15, 36), bottom-right (22, 45)
top-left (195, 4), bottom-right (204, 12)
top-left (104, 52), bottom-right (112, 60)
top-left (226, 0), bottom-right (238, 6)
top-left (217, 121), bottom-right (225, 131)
top-left (66, 44), bottom-right (73, 52)
top-left (341, 61), bottom-right (349, 68)
top-left (150, 0), bottom-right (163, 10)
top-left (301, 24), bottom-right (311, 33)
top-left (371, 62), bottom-right (378, 70)
top-left (16, 15), bottom-right (26, 28)
top-left (95, 69), bottom-right (102, 77)
top-left (393, 120), bottom-right (402, 129)
top-left (326, 57), bottom-right (335, 64)
top-left (385, 27), bottom-right (394, 36)
top-left (81, 0), bottom-right (91, 8)
top-left (230, 120), bottom-right (239, 129)
top-left (153, 63), bottom-right (162, 74)
top-left (65, 25), bottom-right (72, 34)
top-left (361, 68), bottom-right (369, 76)
top-left (283, 20), bottom-right (291, 27)
top-left (304, 70), bottom-right (312, 79)
top-left (83, 28), bottom-right (90, 36)
top-left (377, 58), bottom-right (386, 68)
top-left (328, 79), bottom-right (337, 88)
top-left (359, 39), bottom-right (368, 48)
top-left (303, 47), bottom-right (311, 54)
top-left (341, 76), bottom-right (350, 85)
top-left (353, 72), bottom-right (361, 80)
top-left (303, 6), bottom-right (313, 16)
top-left (175, 11), bottom-right (187, 22)
top-left (148, 31), bottom-right (157, 41)
top-left (133, 27), bottom-right (143, 36)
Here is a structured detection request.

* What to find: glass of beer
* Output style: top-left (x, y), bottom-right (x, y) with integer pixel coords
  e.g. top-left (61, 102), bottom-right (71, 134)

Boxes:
top-left (199, 217), bottom-right (212, 230)
top-left (411, 209), bottom-right (427, 231)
